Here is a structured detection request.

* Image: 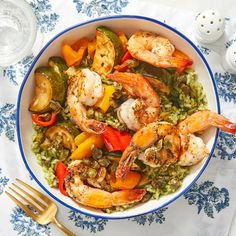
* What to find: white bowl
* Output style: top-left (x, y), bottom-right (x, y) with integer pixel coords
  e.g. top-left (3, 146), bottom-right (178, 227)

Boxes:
top-left (16, 15), bottom-right (220, 219)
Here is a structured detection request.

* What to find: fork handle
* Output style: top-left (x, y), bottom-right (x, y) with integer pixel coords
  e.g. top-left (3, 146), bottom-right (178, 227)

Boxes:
top-left (52, 216), bottom-right (76, 236)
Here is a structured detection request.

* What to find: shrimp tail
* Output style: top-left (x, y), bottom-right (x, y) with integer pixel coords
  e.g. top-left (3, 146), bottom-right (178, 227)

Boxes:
top-left (211, 116), bottom-right (236, 134)
top-left (178, 110), bottom-right (236, 135)
top-left (83, 119), bottom-right (107, 134)
top-left (112, 189), bottom-right (146, 206)
top-left (116, 149), bottom-right (138, 179)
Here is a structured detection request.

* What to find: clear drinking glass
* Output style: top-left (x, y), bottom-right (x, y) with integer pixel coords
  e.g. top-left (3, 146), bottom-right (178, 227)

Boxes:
top-left (0, 0), bottom-right (37, 77)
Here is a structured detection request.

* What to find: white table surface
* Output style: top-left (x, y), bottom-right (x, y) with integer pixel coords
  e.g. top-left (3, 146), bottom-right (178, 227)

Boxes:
top-left (155, 1), bottom-right (236, 235)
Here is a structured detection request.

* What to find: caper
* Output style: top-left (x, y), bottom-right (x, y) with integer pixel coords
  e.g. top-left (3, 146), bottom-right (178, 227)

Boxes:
top-left (140, 192), bottom-right (152, 203)
top-left (110, 162), bottom-right (118, 172)
top-left (92, 147), bottom-right (103, 160)
top-left (82, 159), bottom-right (91, 165)
top-left (98, 158), bottom-right (110, 167)
top-left (80, 172), bottom-right (88, 180)
top-left (92, 161), bottom-right (100, 169)
top-left (88, 168), bottom-right (97, 178)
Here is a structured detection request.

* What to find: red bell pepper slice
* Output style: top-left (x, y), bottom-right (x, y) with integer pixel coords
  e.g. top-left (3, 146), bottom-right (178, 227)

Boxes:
top-left (102, 126), bottom-right (132, 152)
top-left (55, 161), bottom-right (69, 196)
top-left (121, 51), bottom-right (132, 63)
top-left (115, 51), bottom-right (133, 72)
top-left (32, 112), bottom-right (57, 127)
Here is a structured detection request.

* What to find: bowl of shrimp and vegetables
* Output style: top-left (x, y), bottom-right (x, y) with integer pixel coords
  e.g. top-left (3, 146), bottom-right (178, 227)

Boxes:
top-left (17, 16), bottom-right (236, 219)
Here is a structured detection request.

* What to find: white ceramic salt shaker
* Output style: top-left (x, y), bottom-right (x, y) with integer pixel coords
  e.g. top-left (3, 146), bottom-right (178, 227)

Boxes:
top-left (222, 43), bottom-right (236, 73)
top-left (194, 10), bottom-right (225, 44)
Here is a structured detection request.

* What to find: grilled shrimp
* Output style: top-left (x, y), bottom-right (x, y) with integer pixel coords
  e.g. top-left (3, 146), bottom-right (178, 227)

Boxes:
top-left (116, 122), bottom-right (181, 178)
top-left (116, 110), bottom-right (236, 178)
top-left (67, 68), bottom-right (107, 134)
top-left (178, 110), bottom-right (236, 166)
top-left (178, 110), bottom-right (236, 135)
top-left (127, 31), bottom-right (193, 69)
top-left (107, 72), bottom-right (161, 130)
top-left (65, 162), bottom-right (146, 209)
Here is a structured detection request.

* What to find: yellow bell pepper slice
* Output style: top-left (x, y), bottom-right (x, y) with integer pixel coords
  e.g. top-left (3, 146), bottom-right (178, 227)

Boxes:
top-left (88, 39), bottom-right (96, 59)
top-left (95, 85), bottom-right (116, 113)
top-left (70, 134), bottom-right (104, 160)
top-left (74, 132), bottom-right (91, 146)
top-left (117, 32), bottom-right (128, 51)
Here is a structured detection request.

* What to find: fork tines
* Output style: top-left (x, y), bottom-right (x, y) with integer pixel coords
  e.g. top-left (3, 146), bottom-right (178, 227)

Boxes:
top-left (5, 179), bottom-right (49, 220)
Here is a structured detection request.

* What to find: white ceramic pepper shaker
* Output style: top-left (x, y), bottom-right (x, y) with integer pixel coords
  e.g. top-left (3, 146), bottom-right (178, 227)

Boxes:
top-left (222, 43), bottom-right (236, 73)
top-left (194, 10), bottom-right (225, 44)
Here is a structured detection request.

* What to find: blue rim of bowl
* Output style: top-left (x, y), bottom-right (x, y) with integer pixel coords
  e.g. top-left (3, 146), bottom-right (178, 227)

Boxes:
top-left (16, 15), bottom-right (220, 220)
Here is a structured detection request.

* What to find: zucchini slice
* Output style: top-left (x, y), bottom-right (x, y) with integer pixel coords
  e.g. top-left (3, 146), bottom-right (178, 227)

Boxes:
top-left (48, 56), bottom-right (68, 84)
top-left (29, 70), bottom-right (53, 113)
top-left (59, 122), bottom-right (80, 137)
top-left (48, 56), bottom-right (68, 74)
top-left (45, 124), bottom-right (77, 151)
top-left (29, 66), bottom-right (66, 113)
top-left (92, 26), bottom-right (124, 75)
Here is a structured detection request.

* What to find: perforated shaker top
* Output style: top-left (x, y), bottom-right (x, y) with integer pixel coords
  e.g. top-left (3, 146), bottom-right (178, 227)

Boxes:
top-left (225, 43), bottom-right (236, 72)
top-left (194, 10), bottom-right (225, 44)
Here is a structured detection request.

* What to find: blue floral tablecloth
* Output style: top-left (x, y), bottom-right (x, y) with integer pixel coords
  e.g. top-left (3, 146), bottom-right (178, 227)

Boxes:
top-left (0, 1), bottom-right (236, 235)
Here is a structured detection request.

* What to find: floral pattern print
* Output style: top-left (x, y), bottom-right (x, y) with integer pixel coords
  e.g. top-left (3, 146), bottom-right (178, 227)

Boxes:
top-left (0, 103), bottom-right (16, 141)
top-left (197, 45), bottom-right (211, 55)
top-left (213, 131), bottom-right (236, 160)
top-left (10, 207), bottom-right (51, 236)
top-left (184, 181), bottom-right (230, 218)
top-left (30, 0), bottom-right (59, 33)
top-left (214, 72), bottom-right (236, 103)
top-left (130, 207), bottom-right (168, 225)
top-left (72, 0), bottom-right (129, 17)
top-left (0, 168), bottom-right (9, 195)
top-left (4, 54), bottom-right (34, 86)
top-left (225, 38), bottom-right (236, 49)
top-left (68, 211), bottom-right (108, 233)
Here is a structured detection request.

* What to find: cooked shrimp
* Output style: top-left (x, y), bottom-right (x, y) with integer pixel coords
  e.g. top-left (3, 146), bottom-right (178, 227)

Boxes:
top-left (116, 110), bottom-right (236, 177)
top-left (178, 134), bottom-right (209, 166)
top-left (178, 110), bottom-right (236, 135)
top-left (127, 31), bottom-right (193, 69)
top-left (67, 69), bottom-right (107, 134)
top-left (77, 68), bottom-right (104, 106)
top-left (116, 122), bottom-right (181, 178)
top-left (178, 110), bottom-right (236, 166)
top-left (107, 72), bottom-right (161, 130)
top-left (65, 162), bottom-right (146, 209)
top-left (117, 98), bottom-right (142, 131)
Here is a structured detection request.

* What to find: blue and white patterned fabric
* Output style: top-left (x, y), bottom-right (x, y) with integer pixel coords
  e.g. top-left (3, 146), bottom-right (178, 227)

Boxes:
top-left (0, 1), bottom-right (236, 235)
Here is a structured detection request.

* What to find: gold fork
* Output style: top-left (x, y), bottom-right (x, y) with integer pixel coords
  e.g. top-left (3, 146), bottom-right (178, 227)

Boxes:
top-left (5, 178), bottom-right (75, 236)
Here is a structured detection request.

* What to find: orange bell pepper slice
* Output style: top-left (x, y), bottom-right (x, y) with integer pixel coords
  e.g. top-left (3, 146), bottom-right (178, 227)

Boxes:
top-left (62, 38), bottom-right (89, 67)
top-left (110, 171), bottom-right (141, 189)
top-left (62, 44), bottom-right (80, 67)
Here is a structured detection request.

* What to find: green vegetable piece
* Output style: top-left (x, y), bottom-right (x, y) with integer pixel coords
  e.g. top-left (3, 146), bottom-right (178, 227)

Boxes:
top-left (88, 168), bottom-right (97, 178)
top-left (58, 122), bottom-right (80, 137)
top-left (35, 66), bottom-right (66, 105)
top-left (45, 123), bottom-right (79, 151)
top-left (92, 26), bottom-right (124, 75)
top-left (48, 56), bottom-right (68, 74)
